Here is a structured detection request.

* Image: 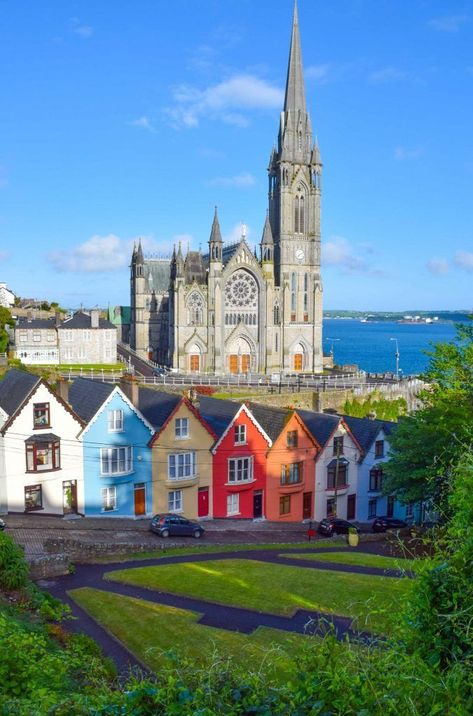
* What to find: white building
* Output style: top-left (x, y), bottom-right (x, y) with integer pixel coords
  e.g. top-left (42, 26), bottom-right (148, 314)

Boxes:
top-left (0, 369), bottom-right (84, 515)
top-left (0, 283), bottom-right (15, 308)
top-left (58, 310), bottom-right (117, 365)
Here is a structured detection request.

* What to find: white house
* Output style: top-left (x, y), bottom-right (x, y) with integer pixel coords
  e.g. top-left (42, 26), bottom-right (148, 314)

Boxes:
top-left (0, 283), bottom-right (15, 308)
top-left (0, 369), bottom-right (84, 515)
top-left (57, 310), bottom-right (117, 364)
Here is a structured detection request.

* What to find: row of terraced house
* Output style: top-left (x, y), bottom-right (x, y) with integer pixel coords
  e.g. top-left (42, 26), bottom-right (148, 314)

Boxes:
top-left (0, 369), bottom-right (416, 525)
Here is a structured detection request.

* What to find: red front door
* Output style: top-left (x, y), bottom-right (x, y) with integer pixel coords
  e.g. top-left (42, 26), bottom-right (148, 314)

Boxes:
top-left (198, 487), bottom-right (209, 517)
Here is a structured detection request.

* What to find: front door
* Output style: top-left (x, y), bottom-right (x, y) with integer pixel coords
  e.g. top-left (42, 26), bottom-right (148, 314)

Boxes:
top-left (190, 354), bottom-right (200, 372)
top-left (229, 355), bottom-right (238, 373)
top-left (134, 484), bottom-right (146, 516)
top-left (294, 353), bottom-right (303, 371)
top-left (241, 354), bottom-right (250, 373)
top-left (347, 493), bottom-right (356, 520)
top-left (303, 492), bottom-right (312, 520)
top-left (62, 480), bottom-right (78, 515)
top-left (253, 490), bottom-right (263, 519)
top-left (198, 487), bottom-right (209, 517)
top-left (387, 495), bottom-right (395, 518)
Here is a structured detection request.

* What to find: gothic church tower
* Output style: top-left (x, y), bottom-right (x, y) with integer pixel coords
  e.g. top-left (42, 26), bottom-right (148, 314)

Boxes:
top-left (268, 2), bottom-right (323, 373)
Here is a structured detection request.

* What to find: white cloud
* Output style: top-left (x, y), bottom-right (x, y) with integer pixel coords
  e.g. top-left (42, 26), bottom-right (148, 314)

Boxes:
top-left (305, 64), bottom-right (331, 83)
top-left (208, 172), bottom-right (256, 188)
top-left (454, 250), bottom-right (473, 272)
top-left (426, 257), bottom-right (449, 275)
top-left (129, 116), bottom-right (156, 132)
top-left (394, 146), bottom-right (423, 161)
top-left (428, 15), bottom-right (470, 32)
top-left (70, 18), bottom-right (94, 38)
top-left (368, 67), bottom-right (409, 84)
top-left (49, 235), bottom-right (128, 273)
top-left (322, 236), bottom-right (384, 275)
top-left (166, 73), bottom-right (283, 128)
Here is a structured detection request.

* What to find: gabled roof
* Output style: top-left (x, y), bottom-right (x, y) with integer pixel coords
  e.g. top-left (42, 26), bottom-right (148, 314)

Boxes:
top-left (296, 409), bottom-right (341, 449)
top-left (16, 317), bottom-right (57, 329)
top-left (69, 378), bottom-right (116, 423)
top-left (343, 415), bottom-right (395, 454)
top-left (137, 388), bottom-right (181, 431)
top-left (221, 242), bottom-right (241, 266)
top-left (143, 260), bottom-right (171, 294)
top-left (0, 369), bottom-right (40, 417)
top-left (197, 395), bottom-right (242, 438)
top-left (149, 396), bottom-right (217, 446)
top-left (58, 311), bottom-right (115, 330)
top-left (247, 402), bottom-right (291, 443)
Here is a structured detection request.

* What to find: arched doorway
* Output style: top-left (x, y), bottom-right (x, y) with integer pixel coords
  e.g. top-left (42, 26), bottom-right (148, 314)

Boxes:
top-left (188, 344), bottom-right (201, 373)
top-left (293, 343), bottom-right (305, 372)
top-left (227, 336), bottom-right (252, 374)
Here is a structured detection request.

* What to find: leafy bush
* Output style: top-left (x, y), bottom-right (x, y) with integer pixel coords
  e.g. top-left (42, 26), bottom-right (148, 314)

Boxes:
top-left (343, 392), bottom-right (407, 421)
top-left (0, 533), bottom-right (29, 590)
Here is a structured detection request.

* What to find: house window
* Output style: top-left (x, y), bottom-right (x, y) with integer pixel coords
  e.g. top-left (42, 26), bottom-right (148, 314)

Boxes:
top-left (19, 331), bottom-right (27, 342)
top-left (333, 436), bottom-right (344, 455)
top-left (227, 493), bottom-right (240, 516)
top-left (64, 330), bottom-right (73, 342)
top-left (100, 446), bottom-right (133, 475)
top-left (326, 498), bottom-right (336, 517)
top-left (33, 332), bottom-right (41, 342)
top-left (168, 452), bottom-right (196, 480)
top-left (26, 439), bottom-right (60, 472)
top-left (280, 462), bottom-right (302, 485)
top-left (168, 490), bottom-right (183, 513)
top-left (228, 457), bottom-right (253, 483)
top-left (286, 430), bottom-right (298, 448)
top-left (375, 440), bottom-right (384, 458)
top-left (101, 487), bottom-right (117, 512)
top-left (368, 498), bottom-right (377, 519)
top-left (234, 424), bottom-right (246, 445)
top-left (24, 485), bottom-right (43, 511)
top-left (47, 331), bottom-right (55, 342)
top-left (77, 346), bottom-right (86, 360)
top-left (327, 462), bottom-right (347, 489)
top-left (175, 418), bottom-right (189, 439)
top-left (369, 467), bottom-right (383, 492)
top-left (406, 502), bottom-right (414, 519)
top-left (83, 330), bottom-right (91, 341)
top-left (107, 409), bottom-right (124, 432)
top-left (64, 347), bottom-right (73, 359)
top-left (105, 331), bottom-right (113, 341)
top-left (280, 494), bottom-right (291, 515)
top-left (33, 403), bottom-right (50, 428)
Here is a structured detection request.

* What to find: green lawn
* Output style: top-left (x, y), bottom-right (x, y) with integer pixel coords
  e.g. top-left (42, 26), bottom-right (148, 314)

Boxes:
top-left (280, 551), bottom-right (422, 573)
top-left (70, 587), bottom-right (310, 678)
top-left (105, 558), bottom-right (411, 634)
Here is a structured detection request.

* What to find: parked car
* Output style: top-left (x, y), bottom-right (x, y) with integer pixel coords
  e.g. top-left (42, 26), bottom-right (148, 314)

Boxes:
top-left (0, 518), bottom-right (5, 531)
top-left (372, 516), bottom-right (408, 533)
top-left (317, 517), bottom-right (359, 536)
top-left (153, 367), bottom-right (168, 376)
top-left (150, 514), bottom-right (204, 538)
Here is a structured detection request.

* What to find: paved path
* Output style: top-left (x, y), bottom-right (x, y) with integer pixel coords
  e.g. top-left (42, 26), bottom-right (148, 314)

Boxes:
top-left (41, 545), bottom-right (410, 676)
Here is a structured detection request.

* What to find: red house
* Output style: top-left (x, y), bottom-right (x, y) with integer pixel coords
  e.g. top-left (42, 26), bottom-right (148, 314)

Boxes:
top-left (203, 401), bottom-right (271, 519)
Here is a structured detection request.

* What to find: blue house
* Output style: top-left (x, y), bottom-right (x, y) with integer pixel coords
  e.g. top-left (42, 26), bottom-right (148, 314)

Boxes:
top-left (69, 378), bottom-right (154, 518)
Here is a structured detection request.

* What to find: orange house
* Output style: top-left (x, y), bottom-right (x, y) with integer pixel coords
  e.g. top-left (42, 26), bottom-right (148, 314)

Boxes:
top-left (249, 404), bottom-right (320, 521)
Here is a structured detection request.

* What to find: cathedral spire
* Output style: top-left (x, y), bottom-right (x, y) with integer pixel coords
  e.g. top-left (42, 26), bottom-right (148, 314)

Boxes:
top-left (209, 206), bottom-right (223, 245)
top-left (283, 0), bottom-right (306, 116)
top-left (136, 237), bottom-right (144, 264)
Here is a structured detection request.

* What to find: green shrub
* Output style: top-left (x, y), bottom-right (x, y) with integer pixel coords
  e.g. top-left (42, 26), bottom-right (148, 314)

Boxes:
top-left (0, 533), bottom-right (29, 590)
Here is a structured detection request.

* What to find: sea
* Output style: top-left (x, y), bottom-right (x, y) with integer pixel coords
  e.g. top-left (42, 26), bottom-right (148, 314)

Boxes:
top-left (323, 319), bottom-right (460, 376)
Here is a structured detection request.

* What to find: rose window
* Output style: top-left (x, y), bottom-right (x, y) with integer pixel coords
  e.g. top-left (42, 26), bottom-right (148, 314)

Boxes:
top-left (225, 271), bottom-right (258, 309)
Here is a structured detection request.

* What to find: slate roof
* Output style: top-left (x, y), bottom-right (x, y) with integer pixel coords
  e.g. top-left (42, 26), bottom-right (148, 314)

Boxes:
top-left (69, 378), bottom-right (116, 423)
top-left (25, 432), bottom-right (60, 443)
top-left (144, 260), bottom-right (171, 293)
top-left (137, 388), bottom-right (181, 431)
top-left (343, 415), bottom-right (396, 455)
top-left (0, 368), bottom-right (40, 418)
top-left (296, 409), bottom-right (341, 449)
top-left (57, 311), bottom-right (115, 330)
top-left (184, 252), bottom-right (207, 285)
top-left (221, 242), bottom-right (241, 266)
top-left (197, 396), bottom-right (241, 438)
top-left (247, 402), bottom-right (291, 442)
top-left (16, 317), bottom-right (57, 329)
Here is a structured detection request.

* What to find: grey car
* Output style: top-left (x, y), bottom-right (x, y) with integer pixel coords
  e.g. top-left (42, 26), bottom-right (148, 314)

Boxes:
top-left (150, 513), bottom-right (204, 538)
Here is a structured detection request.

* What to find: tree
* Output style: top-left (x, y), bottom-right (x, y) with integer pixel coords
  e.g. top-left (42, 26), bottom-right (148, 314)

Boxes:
top-left (383, 320), bottom-right (473, 515)
top-left (0, 306), bottom-right (14, 353)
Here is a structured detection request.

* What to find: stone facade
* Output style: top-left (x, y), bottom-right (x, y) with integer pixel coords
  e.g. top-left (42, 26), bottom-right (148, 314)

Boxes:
top-left (130, 6), bottom-right (323, 374)
top-left (57, 310), bottom-right (117, 365)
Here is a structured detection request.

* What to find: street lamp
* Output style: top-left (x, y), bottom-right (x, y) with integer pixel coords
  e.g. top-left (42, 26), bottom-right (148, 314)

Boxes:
top-left (325, 337), bottom-right (340, 362)
top-left (390, 338), bottom-right (400, 379)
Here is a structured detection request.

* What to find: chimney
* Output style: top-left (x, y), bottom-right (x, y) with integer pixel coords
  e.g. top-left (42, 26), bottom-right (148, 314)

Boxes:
top-left (56, 378), bottom-right (70, 404)
top-left (91, 309), bottom-right (100, 328)
top-left (120, 374), bottom-right (139, 407)
top-left (187, 388), bottom-right (200, 409)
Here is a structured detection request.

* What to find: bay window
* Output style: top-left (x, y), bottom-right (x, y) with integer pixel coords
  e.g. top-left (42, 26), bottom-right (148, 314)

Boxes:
top-left (168, 452), bottom-right (196, 480)
top-left (26, 437), bottom-right (60, 472)
top-left (100, 446), bottom-right (133, 475)
top-left (228, 457), bottom-right (253, 483)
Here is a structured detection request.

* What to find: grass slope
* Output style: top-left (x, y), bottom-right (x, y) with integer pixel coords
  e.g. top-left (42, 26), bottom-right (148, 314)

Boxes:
top-left (280, 551), bottom-right (422, 572)
top-left (70, 587), bottom-right (309, 678)
top-left (105, 558), bottom-right (412, 634)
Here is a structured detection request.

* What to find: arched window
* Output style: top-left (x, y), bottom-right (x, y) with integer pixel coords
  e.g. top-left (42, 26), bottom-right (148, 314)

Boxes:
top-left (187, 292), bottom-right (204, 325)
top-left (294, 192), bottom-right (305, 234)
top-left (291, 273), bottom-right (297, 320)
top-left (303, 273), bottom-right (309, 319)
top-left (274, 303), bottom-right (280, 325)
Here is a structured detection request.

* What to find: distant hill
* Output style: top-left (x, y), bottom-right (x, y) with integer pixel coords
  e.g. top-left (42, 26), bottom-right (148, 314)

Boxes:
top-left (323, 310), bottom-right (472, 323)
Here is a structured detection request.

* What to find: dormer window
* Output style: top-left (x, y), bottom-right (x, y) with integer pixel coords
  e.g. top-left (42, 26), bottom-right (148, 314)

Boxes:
top-left (175, 418), bottom-right (189, 439)
top-left (234, 424), bottom-right (246, 445)
top-left (108, 409), bottom-right (124, 432)
top-left (33, 403), bottom-right (50, 428)
top-left (375, 440), bottom-right (384, 458)
top-left (333, 436), bottom-right (344, 456)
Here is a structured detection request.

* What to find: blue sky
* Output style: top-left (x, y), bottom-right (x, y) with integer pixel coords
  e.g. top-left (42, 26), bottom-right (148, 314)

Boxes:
top-left (0, 0), bottom-right (472, 311)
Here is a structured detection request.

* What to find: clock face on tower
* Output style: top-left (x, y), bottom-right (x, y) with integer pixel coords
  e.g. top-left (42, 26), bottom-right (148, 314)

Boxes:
top-left (295, 248), bottom-right (305, 262)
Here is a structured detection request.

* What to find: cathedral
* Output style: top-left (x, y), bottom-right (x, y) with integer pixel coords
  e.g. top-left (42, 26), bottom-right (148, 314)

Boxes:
top-left (130, 4), bottom-right (323, 374)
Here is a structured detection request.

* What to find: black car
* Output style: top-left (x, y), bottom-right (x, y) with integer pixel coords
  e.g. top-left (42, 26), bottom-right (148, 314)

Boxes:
top-left (150, 514), bottom-right (204, 538)
top-left (317, 518), bottom-right (359, 536)
top-left (0, 518), bottom-right (5, 531)
top-left (372, 517), bottom-right (408, 533)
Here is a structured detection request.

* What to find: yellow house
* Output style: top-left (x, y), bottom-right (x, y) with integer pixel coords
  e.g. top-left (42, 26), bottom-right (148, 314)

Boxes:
top-left (149, 397), bottom-right (216, 519)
